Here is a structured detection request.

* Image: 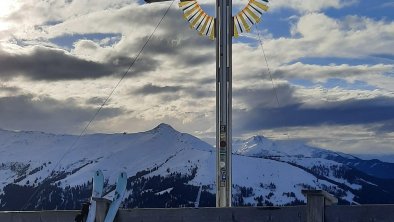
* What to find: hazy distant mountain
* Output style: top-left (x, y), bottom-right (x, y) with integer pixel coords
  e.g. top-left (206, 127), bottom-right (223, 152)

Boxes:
top-left (354, 154), bottom-right (394, 164)
top-left (1, 124), bottom-right (394, 210)
top-left (234, 135), bottom-right (394, 179)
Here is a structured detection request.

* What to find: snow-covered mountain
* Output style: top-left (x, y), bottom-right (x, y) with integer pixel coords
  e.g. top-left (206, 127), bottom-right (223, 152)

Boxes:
top-left (234, 135), bottom-right (394, 179)
top-left (0, 124), bottom-right (394, 210)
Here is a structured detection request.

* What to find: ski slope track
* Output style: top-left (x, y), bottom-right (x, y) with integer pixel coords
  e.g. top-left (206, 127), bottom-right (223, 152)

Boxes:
top-left (0, 124), bottom-right (394, 210)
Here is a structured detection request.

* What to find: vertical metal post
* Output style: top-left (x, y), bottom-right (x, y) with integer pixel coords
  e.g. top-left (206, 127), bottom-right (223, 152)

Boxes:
top-left (216, 0), bottom-right (232, 207)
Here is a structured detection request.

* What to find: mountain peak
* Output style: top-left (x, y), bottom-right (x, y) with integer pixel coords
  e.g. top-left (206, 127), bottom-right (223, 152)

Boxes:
top-left (247, 135), bottom-right (268, 143)
top-left (151, 123), bottom-right (178, 134)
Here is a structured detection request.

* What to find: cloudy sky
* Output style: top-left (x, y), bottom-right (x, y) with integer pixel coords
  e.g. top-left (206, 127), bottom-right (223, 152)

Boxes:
top-left (0, 0), bottom-right (394, 155)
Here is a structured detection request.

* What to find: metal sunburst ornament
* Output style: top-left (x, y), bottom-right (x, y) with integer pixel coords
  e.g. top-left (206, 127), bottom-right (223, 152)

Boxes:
top-left (179, 0), bottom-right (269, 39)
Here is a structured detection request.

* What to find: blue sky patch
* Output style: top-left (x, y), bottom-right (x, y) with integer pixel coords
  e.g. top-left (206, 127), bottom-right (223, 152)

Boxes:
top-left (255, 8), bottom-right (295, 38)
top-left (325, 0), bottom-right (394, 21)
top-left (289, 78), bottom-right (315, 88)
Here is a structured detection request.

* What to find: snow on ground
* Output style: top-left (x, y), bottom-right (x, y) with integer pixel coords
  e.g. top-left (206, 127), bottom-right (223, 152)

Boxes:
top-left (233, 136), bottom-right (328, 158)
top-left (232, 155), bottom-right (354, 205)
top-left (0, 124), bottom-right (368, 205)
top-left (280, 156), bottom-right (362, 190)
top-left (156, 187), bottom-right (174, 195)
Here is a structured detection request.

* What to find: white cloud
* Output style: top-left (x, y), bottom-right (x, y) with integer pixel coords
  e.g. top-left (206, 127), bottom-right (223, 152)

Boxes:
top-left (1, 0), bottom-right (394, 155)
top-left (197, 0), bottom-right (356, 13)
top-left (273, 62), bottom-right (394, 89)
top-left (248, 13), bottom-right (394, 67)
top-left (270, 0), bottom-right (357, 13)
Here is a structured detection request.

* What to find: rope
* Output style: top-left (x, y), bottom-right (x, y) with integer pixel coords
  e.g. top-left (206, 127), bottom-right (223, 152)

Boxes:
top-left (256, 30), bottom-right (290, 140)
top-left (257, 32), bottom-right (281, 108)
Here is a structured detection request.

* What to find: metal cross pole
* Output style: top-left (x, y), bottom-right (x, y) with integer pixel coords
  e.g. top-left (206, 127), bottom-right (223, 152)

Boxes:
top-left (144, 0), bottom-right (269, 208)
top-left (216, 0), bottom-right (232, 207)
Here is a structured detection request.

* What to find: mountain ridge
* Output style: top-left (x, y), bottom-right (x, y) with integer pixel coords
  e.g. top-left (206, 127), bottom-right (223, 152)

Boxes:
top-left (1, 123), bottom-right (394, 210)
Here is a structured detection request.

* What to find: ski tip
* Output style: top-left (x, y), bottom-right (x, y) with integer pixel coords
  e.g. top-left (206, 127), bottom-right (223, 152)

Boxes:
top-left (95, 170), bottom-right (103, 176)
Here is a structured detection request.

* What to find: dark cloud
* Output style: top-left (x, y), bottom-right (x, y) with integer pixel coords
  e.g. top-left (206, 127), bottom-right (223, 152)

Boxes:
top-left (133, 83), bottom-right (183, 95)
top-left (234, 84), bottom-right (297, 107)
top-left (372, 120), bottom-right (394, 133)
top-left (174, 37), bottom-right (215, 68)
top-left (85, 97), bottom-right (106, 105)
top-left (108, 54), bottom-right (159, 76)
top-left (0, 47), bottom-right (111, 80)
top-left (187, 89), bottom-right (215, 99)
top-left (180, 53), bottom-right (214, 67)
top-left (159, 94), bottom-right (182, 101)
top-left (133, 83), bottom-right (216, 99)
top-left (197, 77), bottom-right (216, 85)
top-left (129, 34), bottom-right (214, 68)
top-left (0, 94), bottom-right (122, 133)
top-left (0, 84), bottom-right (21, 94)
top-left (138, 36), bottom-right (180, 55)
top-left (0, 47), bottom-right (159, 81)
top-left (123, 9), bottom-right (214, 68)
top-left (234, 96), bottom-right (394, 133)
top-left (1, 7), bottom-right (213, 81)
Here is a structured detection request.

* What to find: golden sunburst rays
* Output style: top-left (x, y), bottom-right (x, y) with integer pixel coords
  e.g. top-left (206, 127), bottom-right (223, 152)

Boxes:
top-left (179, 0), bottom-right (215, 40)
top-left (233, 0), bottom-right (269, 38)
top-left (179, 0), bottom-right (269, 40)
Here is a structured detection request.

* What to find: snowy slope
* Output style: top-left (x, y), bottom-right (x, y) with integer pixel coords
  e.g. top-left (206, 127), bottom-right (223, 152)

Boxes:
top-left (232, 136), bottom-right (360, 189)
top-left (234, 135), bottom-right (339, 158)
top-left (0, 124), bottom-right (213, 189)
top-left (1, 124), bottom-right (394, 210)
top-left (232, 154), bottom-right (356, 205)
top-left (234, 135), bottom-right (394, 180)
